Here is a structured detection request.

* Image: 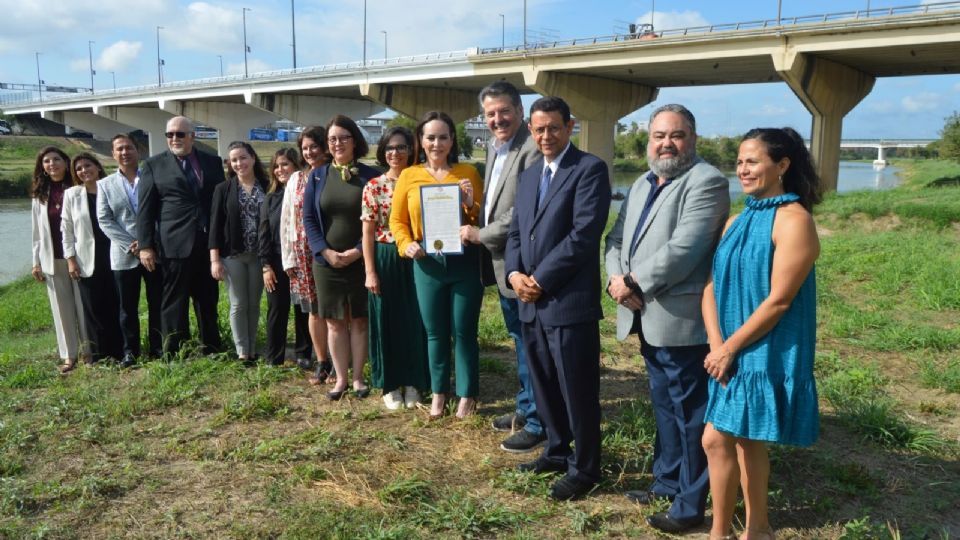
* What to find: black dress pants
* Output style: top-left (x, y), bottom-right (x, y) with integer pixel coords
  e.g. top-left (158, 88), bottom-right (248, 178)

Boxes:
top-left (78, 267), bottom-right (124, 361)
top-left (264, 254), bottom-right (311, 366)
top-left (114, 264), bottom-right (164, 358)
top-left (160, 234), bottom-right (221, 356)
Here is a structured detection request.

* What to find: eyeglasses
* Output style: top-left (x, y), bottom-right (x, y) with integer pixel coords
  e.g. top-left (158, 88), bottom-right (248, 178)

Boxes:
top-left (385, 144), bottom-right (409, 154)
top-left (165, 131), bottom-right (191, 139)
top-left (327, 135), bottom-right (353, 145)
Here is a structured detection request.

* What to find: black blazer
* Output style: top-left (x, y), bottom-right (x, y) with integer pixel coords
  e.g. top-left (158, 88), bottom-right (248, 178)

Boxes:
top-left (257, 189), bottom-right (285, 268)
top-left (137, 148), bottom-right (226, 259)
top-left (209, 177), bottom-right (268, 258)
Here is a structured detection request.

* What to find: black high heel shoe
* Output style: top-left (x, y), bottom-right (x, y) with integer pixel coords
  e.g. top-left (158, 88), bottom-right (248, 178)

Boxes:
top-left (309, 360), bottom-right (334, 385)
top-left (326, 387), bottom-right (347, 401)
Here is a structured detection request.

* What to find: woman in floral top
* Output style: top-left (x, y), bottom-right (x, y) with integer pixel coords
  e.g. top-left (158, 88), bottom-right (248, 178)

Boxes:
top-left (362, 127), bottom-right (429, 410)
top-left (209, 141), bottom-right (268, 363)
top-left (280, 127), bottom-right (333, 382)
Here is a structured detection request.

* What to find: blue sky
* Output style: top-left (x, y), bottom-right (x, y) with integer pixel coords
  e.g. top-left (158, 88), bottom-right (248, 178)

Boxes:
top-left (0, 0), bottom-right (957, 139)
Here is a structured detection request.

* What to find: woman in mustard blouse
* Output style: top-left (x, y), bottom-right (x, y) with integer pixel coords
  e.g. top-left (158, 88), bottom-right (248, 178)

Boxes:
top-left (389, 111), bottom-right (484, 419)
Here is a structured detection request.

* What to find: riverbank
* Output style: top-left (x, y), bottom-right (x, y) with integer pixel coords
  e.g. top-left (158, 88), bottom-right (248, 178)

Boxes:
top-left (1, 160), bottom-right (958, 538)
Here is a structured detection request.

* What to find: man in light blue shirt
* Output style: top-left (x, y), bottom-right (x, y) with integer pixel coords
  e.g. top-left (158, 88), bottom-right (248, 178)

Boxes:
top-left (97, 133), bottom-right (163, 366)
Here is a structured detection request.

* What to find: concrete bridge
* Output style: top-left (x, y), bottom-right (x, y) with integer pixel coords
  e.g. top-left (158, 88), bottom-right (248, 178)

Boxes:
top-left (3, 1), bottom-right (960, 191)
top-left (839, 139), bottom-right (936, 166)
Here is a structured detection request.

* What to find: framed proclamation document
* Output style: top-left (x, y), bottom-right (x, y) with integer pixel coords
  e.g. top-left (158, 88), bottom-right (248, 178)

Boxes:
top-left (420, 183), bottom-right (464, 256)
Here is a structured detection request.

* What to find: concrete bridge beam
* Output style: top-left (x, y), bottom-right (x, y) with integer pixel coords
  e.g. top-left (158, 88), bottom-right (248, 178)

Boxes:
top-left (247, 93), bottom-right (384, 126)
top-left (775, 52), bottom-right (875, 192)
top-left (40, 111), bottom-right (135, 145)
top-left (93, 105), bottom-right (173, 156)
top-left (160, 99), bottom-right (280, 156)
top-left (522, 69), bottom-right (658, 169)
top-left (359, 83), bottom-right (478, 123)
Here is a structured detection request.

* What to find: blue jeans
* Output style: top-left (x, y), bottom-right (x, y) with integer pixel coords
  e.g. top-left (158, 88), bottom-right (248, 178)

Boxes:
top-left (500, 294), bottom-right (543, 436)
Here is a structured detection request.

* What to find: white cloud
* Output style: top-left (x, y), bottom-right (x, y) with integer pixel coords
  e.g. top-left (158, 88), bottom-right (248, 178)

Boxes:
top-left (867, 100), bottom-right (896, 114)
top-left (635, 10), bottom-right (711, 32)
top-left (749, 104), bottom-right (788, 117)
top-left (901, 92), bottom-right (941, 112)
top-left (98, 41), bottom-right (143, 72)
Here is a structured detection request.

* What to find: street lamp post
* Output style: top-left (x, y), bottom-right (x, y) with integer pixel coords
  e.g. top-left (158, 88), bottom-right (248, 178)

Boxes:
top-left (88, 41), bottom-right (96, 94)
top-left (110, 71), bottom-right (116, 91)
top-left (523, 0), bottom-right (527, 49)
top-left (777, 0), bottom-right (782, 25)
top-left (243, 7), bottom-right (252, 78)
top-left (218, 55), bottom-right (224, 76)
top-left (651, 0), bottom-right (655, 28)
top-left (499, 13), bottom-right (505, 49)
top-left (156, 26), bottom-right (164, 86)
top-left (362, 0), bottom-right (367, 65)
top-left (381, 30), bottom-right (387, 60)
top-left (291, 0), bottom-right (297, 69)
top-left (35, 52), bottom-right (42, 102)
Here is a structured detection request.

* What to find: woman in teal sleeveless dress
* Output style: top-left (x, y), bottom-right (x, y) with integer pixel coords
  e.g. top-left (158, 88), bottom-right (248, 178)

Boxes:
top-left (701, 127), bottom-right (822, 540)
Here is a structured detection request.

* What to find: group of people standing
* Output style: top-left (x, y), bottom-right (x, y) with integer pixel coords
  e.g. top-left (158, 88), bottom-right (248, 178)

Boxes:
top-left (30, 79), bottom-right (822, 538)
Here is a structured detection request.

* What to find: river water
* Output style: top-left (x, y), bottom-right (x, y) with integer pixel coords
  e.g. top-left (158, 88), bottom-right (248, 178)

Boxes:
top-left (0, 161), bottom-right (902, 286)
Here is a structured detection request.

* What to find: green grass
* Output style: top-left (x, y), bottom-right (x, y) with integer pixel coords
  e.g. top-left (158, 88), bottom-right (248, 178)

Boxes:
top-left (2, 159), bottom-right (960, 538)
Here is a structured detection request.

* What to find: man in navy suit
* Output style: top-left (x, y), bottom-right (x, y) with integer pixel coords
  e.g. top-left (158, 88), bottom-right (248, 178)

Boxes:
top-left (137, 116), bottom-right (225, 357)
top-left (505, 96), bottom-right (611, 501)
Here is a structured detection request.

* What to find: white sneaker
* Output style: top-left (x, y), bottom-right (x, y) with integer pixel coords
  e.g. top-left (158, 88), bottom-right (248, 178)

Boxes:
top-left (383, 389), bottom-right (403, 410)
top-left (403, 387), bottom-right (421, 409)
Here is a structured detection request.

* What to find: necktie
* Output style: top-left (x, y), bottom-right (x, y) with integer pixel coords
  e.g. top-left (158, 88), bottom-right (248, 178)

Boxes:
top-left (181, 158), bottom-right (201, 189)
top-left (537, 166), bottom-right (553, 210)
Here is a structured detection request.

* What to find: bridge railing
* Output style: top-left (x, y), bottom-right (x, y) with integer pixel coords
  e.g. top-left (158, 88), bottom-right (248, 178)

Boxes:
top-left (475, 0), bottom-right (960, 53)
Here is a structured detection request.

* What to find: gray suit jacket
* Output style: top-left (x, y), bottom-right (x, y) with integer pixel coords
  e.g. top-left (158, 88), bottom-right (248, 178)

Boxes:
top-left (97, 171), bottom-right (140, 271)
top-left (479, 125), bottom-right (540, 297)
top-left (604, 159), bottom-right (730, 346)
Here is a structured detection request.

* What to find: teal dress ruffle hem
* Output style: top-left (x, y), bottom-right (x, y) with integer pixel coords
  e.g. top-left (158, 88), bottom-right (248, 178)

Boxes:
top-left (704, 193), bottom-right (819, 447)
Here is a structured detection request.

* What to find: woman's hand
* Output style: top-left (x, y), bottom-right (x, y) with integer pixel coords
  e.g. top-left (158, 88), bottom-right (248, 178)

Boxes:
top-left (263, 267), bottom-right (277, 293)
top-left (67, 258), bottom-right (81, 281)
top-left (210, 260), bottom-right (226, 281)
top-left (31, 265), bottom-right (45, 283)
top-left (340, 248), bottom-right (362, 266)
top-left (321, 248), bottom-right (340, 267)
top-left (365, 271), bottom-right (381, 295)
top-left (704, 345), bottom-right (735, 387)
top-left (458, 178), bottom-right (474, 208)
top-left (404, 241), bottom-right (425, 259)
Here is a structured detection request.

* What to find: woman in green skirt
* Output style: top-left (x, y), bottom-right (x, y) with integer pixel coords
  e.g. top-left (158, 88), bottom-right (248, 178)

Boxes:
top-left (362, 127), bottom-right (429, 410)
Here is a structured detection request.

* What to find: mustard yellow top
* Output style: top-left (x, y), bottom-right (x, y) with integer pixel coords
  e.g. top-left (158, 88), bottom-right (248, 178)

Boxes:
top-left (389, 163), bottom-right (483, 256)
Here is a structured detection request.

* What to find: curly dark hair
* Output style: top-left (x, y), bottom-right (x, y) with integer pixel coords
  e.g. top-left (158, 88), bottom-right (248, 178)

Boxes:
top-left (31, 146), bottom-right (78, 203)
top-left (741, 127), bottom-right (823, 211)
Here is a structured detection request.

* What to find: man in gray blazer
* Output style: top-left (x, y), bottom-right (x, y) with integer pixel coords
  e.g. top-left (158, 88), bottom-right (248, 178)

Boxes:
top-left (97, 134), bottom-right (162, 366)
top-left (604, 104), bottom-right (730, 533)
top-left (461, 80), bottom-right (545, 453)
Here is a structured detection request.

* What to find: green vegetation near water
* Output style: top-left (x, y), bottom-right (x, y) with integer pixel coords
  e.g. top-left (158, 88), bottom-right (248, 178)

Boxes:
top-left (1, 160), bottom-right (959, 538)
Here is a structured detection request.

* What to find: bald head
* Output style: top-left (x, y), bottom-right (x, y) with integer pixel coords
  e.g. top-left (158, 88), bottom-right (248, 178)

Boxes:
top-left (165, 116), bottom-right (196, 157)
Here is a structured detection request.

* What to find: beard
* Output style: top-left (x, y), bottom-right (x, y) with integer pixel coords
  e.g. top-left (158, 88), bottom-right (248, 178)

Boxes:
top-left (649, 148), bottom-right (696, 179)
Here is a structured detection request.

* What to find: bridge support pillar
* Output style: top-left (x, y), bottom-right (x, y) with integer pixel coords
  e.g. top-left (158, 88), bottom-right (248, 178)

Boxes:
top-left (775, 52), bottom-right (875, 192)
top-left (40, 110), bottom-right (135, 143)
top-left (247, 93), bottom-right (384, 127)
top-left (359, 83), bottom-right (478, 123)
top-left (874, 146), bottom-right (887, 168)
top-left (93, 105), bottom-right (173, 156)
top-left (160, 100), bottom-right (280, 155)
top-left (522, 69), bottom-right (658, 170)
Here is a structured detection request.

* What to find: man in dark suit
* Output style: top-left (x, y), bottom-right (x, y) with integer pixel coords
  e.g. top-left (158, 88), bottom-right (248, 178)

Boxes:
top-left (461, 80), bottom-right (544, 454)
top-left (605, 104), bottom-right (730, 533)
top-left (505, 96), bottom-right (611, 501)
top-left (137, 115), bottom-right (225, 357)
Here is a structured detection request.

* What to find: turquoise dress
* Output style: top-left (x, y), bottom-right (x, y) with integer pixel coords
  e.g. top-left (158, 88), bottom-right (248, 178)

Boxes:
top-left (704, 193), bottom-right (819, 446)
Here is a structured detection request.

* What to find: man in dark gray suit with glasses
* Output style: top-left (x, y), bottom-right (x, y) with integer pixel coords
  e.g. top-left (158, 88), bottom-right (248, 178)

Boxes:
top-left (137, 116), bottom-right (225, 357)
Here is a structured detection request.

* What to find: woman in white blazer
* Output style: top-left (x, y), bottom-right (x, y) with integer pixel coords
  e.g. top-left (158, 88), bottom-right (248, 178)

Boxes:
top-left (30, 146), bottom-right (87, 373)
top-left (62, 153), bottom-right (124, 363)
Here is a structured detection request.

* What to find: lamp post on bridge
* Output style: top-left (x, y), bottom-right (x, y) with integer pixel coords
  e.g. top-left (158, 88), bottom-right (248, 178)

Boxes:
top-left (35, 52), bottom-right (42, 102)
top-left (156, 26), bottom-right (164, 86)
top-left (218, 55), bottom-right (224, 77)
top-left (362, 0), bottom-right (367, 65)
top-left (499, 13), bottom-right (504, 50)
top-left (381, 30), bottom-right (387, 61)
top-left (110, 71), bottom-right (116, 91)
top-left (291, 0), bottom-right (297, 69)
top-left (88, 41), bottom-right (96, 94)
top-left (243, 7), bottom-right (252, 78)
